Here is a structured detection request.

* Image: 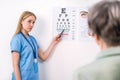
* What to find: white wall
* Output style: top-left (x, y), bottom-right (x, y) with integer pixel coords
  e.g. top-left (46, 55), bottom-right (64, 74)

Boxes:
top-left (0, 0), bottom-right (101, 80)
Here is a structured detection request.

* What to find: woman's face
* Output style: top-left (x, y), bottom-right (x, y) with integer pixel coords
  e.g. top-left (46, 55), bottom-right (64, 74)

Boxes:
top-left (21, 15), bottom-right (36, 32)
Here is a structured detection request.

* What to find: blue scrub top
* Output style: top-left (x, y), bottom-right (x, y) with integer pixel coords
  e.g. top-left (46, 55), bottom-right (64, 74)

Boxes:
top-left (10, 33), bottom-right (40, 80)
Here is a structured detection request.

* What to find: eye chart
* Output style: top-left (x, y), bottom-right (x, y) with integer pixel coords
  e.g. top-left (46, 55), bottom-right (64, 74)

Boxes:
top-left (53, 7), bottom-right (93, 41)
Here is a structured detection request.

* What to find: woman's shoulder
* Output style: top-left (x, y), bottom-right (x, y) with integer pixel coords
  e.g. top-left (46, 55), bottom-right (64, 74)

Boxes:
top-left (11, 33), bottom-right (22, 41)
top-left (29, 35), bottom-right (38, 43)
top-left (29, 34), bottom-right (36, 40)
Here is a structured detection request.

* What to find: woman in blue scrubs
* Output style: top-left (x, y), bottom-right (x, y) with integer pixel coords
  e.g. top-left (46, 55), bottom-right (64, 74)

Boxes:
top-left (10, 11), bottom-right (61, 80)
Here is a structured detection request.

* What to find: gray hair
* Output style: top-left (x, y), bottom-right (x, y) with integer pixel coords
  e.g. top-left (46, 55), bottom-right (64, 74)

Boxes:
top-left (88, 0), bottom-right (120, 46)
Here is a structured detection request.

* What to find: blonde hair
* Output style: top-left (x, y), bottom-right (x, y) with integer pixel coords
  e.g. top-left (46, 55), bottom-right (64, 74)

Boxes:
top-left (14, 11), bottom-right (36, 35)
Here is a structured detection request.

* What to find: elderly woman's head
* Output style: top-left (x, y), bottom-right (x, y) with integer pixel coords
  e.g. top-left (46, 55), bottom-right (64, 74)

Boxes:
top-left (88, 0), bottom-right (120, 46)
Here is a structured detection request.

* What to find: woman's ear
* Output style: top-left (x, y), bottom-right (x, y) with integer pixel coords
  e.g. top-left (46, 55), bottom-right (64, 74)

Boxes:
top-left (94, 34), bottom-right (108, 50)
top-left (21, 20), bottom-right (23, 25)
top-left (94, 34), bottom-right (101, 45)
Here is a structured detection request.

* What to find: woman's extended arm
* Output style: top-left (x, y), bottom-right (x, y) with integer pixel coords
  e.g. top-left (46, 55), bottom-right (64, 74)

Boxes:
top-left (38, 34), bottom-right (61, 61)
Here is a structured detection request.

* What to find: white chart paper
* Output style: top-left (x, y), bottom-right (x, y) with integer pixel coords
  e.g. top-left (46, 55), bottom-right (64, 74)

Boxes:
top-left (53, 7), bottom-right (93, 41)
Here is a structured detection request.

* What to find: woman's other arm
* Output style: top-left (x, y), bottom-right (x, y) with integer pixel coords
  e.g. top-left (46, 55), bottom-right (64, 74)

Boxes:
top-left (12, 52), bottom-right (21, 80)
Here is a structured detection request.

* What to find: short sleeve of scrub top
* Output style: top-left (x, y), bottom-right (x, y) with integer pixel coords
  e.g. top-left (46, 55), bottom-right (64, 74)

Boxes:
top-left (10, 35), bottom-right (22, 53)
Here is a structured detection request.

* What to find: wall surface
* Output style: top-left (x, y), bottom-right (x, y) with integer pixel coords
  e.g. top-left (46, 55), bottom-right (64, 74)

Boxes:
top-left (0, 0), bottom-right (100, 80)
